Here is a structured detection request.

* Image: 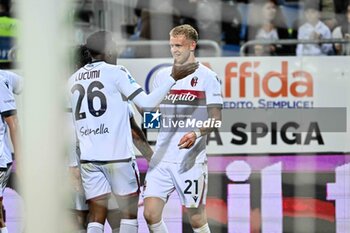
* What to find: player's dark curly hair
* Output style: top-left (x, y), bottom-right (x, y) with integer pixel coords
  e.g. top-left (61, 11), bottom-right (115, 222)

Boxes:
top-left (75, 45), bottom-right (92, 69)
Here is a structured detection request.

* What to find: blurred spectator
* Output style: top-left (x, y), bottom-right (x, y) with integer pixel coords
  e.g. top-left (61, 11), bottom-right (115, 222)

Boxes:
top-left (296, 3), bottom-right (333, 56)
top-left (176, 0), bottom-right (242, 55)
top-left (175, 0), bottom-right (199, 30)
top-left (128, 0), bottom-right (180, 57)
top-left (322, 12), bottom-right (338, 32)
top-left (253, 44), bottom-right (269, 56)
top-left (332, 2), bottom-right (350, 55)
top-left (333, 0), bottom-right (350, 26)
top-left (320, 0), bottom-right (338, 33)
top-left (221, 0), bottom-right (242, 46)
top-left (246, 0), bottom-right (293, 56)
top-left (135, 0), bottom-right (180, 40)
top-left (0, 0), bottom-right (17, 66)
top-left (175, 0), bottom-right (223, 57)
top-left (195, 0), bottom-right (222, 44)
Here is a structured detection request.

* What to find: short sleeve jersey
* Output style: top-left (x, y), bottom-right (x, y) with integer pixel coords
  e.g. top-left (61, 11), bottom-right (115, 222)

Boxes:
top-left (2, 71), bottom-right (22, 166)
top-left (0, 76), bottom-right (17, 167)
top-left (68, 61), bottom-right (142, 161)
top-left (152, 63), bottom-right (223, 163)
top-left (0, 70), bottom-right (23, 95)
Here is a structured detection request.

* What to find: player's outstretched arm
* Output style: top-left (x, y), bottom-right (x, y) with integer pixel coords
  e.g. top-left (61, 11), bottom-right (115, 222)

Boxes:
top-left (130, 116), bottom-right (153, 162)
top-left (131, 62), bottom-right (198, 109)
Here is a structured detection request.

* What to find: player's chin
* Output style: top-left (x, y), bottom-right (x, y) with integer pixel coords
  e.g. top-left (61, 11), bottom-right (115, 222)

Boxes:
top-left (173, 56), bottom-right (183, 64)
top-left (173, 58), bottom-right (181, 65)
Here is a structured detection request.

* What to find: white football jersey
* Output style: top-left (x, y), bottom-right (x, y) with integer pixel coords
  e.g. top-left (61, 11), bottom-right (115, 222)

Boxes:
top-left (0, 70), bottom-right (23, 95)
top-left (66, 102), bottom-right (136, 167)
top-left (0, 76), bottom-right (17, 167)
top-left (3, 71), bottom-right (23, 165)
top-left (68, 61), bottom-right (142, 161)
top-left (152, 63), bottom-right (223, 164)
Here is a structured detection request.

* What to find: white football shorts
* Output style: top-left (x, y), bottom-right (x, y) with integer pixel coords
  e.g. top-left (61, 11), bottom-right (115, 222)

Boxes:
top-left (80, 159), bottom-right (140, 200)
top-left (143, 161), bottom-right (208, 208)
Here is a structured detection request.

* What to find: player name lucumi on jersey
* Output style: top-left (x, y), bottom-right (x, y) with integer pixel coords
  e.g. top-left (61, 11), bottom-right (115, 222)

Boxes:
top-left (152, 63), bottom-right (223, 164)
top-left (68, 62), bottom-right (141, 161)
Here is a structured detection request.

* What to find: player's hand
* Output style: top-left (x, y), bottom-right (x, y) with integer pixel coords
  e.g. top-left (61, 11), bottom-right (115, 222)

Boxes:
top-left (178, 131), bottom-right (197, 149)
top-left (171, 62), bottom-right (199, 81)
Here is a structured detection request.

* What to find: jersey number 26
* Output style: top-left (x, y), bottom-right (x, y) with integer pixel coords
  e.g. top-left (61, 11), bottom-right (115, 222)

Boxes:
top-left (71, 81), bottom-right (107, 121)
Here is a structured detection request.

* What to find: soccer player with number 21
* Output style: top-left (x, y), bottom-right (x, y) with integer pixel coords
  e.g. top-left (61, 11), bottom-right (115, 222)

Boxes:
top-left (143, 24), bottom-right (223, 233)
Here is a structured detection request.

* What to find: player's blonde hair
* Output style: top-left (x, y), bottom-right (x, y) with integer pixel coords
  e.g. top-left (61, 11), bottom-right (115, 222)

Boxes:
top-left (169, 24), bottom-right (198, 43)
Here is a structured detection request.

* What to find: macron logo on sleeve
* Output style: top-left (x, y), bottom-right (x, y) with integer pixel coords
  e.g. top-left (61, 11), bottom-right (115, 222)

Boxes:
top-left (3, 80), bottom-right (9, 89)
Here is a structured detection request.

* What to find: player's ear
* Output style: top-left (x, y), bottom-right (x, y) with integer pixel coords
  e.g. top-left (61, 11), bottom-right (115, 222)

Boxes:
top-left (190, 40), bottom-right (197, 51)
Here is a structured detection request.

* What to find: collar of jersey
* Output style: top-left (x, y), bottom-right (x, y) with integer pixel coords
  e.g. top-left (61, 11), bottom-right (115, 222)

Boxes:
top-left (90, 60), bottom-right (104, 64)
